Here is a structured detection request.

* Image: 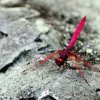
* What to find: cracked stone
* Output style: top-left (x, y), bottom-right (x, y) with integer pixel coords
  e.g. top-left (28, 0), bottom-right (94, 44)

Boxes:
top-left (0, 19), bottom-right (40, 71)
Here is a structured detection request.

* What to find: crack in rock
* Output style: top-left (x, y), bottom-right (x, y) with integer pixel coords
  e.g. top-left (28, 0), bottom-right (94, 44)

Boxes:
top-left (0, 48), bottom-right (33, 73)
top-left (0, 31), bottom-right (8, 39)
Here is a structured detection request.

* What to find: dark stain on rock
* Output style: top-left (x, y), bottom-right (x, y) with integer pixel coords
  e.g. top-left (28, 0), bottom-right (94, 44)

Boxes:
top-left (96, 89), bottom-right (100, 93)
top-left (0, 31), bottom-right (8, 39)
top-left (38, 44), bottom-right (50, 51)
top-left (34, 34), bottom-right (42, 42)
top-left (41, 95), bottom-right (57, 100)
top-left (19, 97), bottom-right (37, 100)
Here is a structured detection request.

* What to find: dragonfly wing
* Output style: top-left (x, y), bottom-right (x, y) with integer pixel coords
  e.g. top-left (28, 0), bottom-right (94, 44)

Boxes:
top-left (71, 60), bottom-right (90, 86)
top-left (67, 16), bottom-right (86, 50)
top-left (39, 50), bottom-right (62, 64)
top-left (68, 50), bottom-right (92, 69)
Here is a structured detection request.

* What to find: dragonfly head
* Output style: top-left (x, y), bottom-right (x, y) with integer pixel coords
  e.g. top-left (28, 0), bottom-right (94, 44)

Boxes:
top-left (55, 57), bottom-right (64, 66)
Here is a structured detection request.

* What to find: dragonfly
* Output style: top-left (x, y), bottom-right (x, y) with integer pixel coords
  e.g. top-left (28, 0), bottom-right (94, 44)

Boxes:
top-left (39, 16), bottom-right (93, 86)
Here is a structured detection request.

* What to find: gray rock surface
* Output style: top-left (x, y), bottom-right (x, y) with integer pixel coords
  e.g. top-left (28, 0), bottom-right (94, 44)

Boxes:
top-left (0, 7), bottom-right (39, 30)
top-left (0, 0), bottom-right (100, 100)
top-left (0, 0), bottom-right (25, 7)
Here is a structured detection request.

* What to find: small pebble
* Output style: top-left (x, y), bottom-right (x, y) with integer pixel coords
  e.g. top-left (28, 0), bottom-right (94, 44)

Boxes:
top-left (86, 48), bottom-right (92, 53)
top-left (95, 58), bottom-right (100, 61)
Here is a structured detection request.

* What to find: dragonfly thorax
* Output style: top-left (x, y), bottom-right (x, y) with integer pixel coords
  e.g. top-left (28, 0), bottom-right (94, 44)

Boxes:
top-left (55, 57), bottom-right (64, 66)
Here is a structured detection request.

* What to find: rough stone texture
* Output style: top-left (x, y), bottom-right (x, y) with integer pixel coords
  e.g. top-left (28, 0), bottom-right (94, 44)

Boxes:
top-left (0, 0), bottom-right (25, 7)
top-left (0, 7), bottom-right (39, 30)
top-left (27, 0), bottom-right (100, 50)
top-left (0, 0), bottom-right (100, 100)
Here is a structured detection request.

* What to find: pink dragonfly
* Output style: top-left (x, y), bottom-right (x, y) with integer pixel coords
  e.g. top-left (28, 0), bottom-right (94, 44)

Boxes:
top-left (39, 16), bottom-right (92, 86)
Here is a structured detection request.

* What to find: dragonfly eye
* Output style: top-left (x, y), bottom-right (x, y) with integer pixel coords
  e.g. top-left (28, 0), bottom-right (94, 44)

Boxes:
top-left (55, 57), bottom-right (64, 66)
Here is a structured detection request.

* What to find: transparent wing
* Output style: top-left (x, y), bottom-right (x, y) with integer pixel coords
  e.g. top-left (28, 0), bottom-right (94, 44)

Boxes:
top-left (71, 60), bottom-right (90, 86)
top-left (68, 50), bottom-right (92, 69)
top-left (39, 50), bottom-right (62, 64)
